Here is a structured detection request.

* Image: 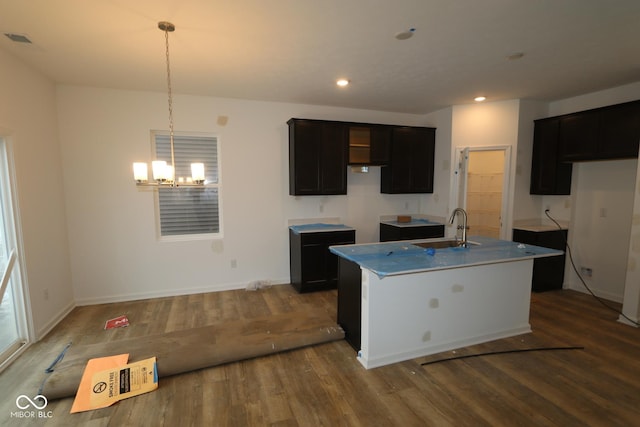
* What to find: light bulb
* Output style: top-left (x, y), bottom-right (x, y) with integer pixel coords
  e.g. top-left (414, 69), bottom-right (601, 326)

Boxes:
top-left (191, 163), bottom-right (205, 184)
top-left (133, 163), bottom-right (148, 183)
top-left (152, 160), bottom-right (168, 181)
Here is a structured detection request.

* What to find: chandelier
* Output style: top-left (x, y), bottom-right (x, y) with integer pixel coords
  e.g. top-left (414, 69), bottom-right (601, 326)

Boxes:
top-left (133, 21), bottom-right (205, 187)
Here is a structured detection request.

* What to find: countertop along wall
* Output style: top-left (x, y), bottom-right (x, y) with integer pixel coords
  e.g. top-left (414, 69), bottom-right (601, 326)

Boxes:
top-left (56, 85), bottom-right (428, 304)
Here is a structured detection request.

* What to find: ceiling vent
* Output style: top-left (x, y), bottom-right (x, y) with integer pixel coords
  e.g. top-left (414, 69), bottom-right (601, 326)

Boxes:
top-left (4, 33), bottom-right (32, 44)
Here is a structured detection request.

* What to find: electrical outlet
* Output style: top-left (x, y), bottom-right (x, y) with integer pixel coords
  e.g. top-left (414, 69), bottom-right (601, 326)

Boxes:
top-left (231, 259), bottom-right (237, 268)
top-left (580, 267), bottom-right (593, 277)
top-left (43, 289), bottom-right (49, 300)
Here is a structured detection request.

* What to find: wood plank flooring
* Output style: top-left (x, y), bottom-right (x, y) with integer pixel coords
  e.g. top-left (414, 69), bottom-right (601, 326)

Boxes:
top-left (0, 285), bottom-right (639, 426)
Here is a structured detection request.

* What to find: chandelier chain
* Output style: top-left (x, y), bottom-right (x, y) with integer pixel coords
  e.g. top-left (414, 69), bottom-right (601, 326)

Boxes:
top-left (164, 26), bottom-right (176, 181)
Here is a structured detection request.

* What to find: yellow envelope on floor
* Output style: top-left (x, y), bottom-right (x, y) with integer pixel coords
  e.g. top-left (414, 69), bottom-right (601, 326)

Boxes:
top-left (89, 357), bottom-right (158, 408)
top-left (71, 353), bottom-right (129, 413)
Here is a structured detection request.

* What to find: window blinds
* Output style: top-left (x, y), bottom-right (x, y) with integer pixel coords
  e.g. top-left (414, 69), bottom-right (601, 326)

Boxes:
top-left (155, 134), bottom-right (220, 236)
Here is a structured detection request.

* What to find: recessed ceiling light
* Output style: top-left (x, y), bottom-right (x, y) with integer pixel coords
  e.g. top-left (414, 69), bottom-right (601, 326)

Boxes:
top-left (506, 52), bottom-right (524, 61)
top-left (395, 28), bottom-right (416, 40)
top-left (336, 79), bottom-right (350, 87)
top-left (474, 96), bottom-right (486, 102)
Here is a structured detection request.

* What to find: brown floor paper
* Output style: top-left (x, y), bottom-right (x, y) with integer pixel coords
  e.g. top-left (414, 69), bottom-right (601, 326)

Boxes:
top-left (41, 308), bottom-right (344, 401)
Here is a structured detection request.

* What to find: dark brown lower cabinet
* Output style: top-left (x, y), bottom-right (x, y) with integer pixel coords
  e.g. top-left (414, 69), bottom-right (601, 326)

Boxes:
top-left (337, 257), bottom-right (362, 350)
top-left (289, 229), bottom-right (355, 293)
top-left (379, 223), bottom-right (445, 242)
top-left (512, 228), bottom-right (568, 292)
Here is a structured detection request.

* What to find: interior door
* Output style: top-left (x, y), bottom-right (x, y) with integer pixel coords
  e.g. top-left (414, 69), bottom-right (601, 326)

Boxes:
top-left (455, 147), bottom-right (509, 239)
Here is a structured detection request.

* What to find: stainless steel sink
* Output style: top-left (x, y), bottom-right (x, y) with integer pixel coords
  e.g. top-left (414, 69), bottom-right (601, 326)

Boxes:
top-left (413, 239), bottom-right (479, 249)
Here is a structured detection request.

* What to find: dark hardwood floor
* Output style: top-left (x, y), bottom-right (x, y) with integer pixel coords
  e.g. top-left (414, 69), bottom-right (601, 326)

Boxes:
top-left (0, 285), bottom-right (638, 426)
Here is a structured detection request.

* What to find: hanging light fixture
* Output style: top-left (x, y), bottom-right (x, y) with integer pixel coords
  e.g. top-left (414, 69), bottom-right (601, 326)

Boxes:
top-left (133, 21), bottom-right (205, 187)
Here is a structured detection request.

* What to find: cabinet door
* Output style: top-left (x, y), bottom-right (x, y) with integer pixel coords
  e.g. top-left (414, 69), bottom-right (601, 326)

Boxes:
top-left (301, 241), bottom-right (328, 284)
top-left (410, 128), bottom-right (435, 193)
top-left (320, 122), bottom-right (348, 194)
top-left (369, 125), bottom-right (392, 165)
top-left (324, 231), bottom-right (356, 283)
top-left (381, 127), bottom-right (435, 194)
top-left (558, 110), bottom-right (600, 162)
top-left (598, 101), bottom-right (640, 159)
top-left (384, 127), bottom-right (414, 193)
top-left (289, 120), bottom-right (322, 195)
top-left (530, 118), bottom-right (572, 195)
top-left (288, 119), bottom-right (347, 195)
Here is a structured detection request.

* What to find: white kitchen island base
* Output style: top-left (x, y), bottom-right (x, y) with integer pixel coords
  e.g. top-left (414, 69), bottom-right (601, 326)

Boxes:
top-left (358, 259), bottom-right (533, 369)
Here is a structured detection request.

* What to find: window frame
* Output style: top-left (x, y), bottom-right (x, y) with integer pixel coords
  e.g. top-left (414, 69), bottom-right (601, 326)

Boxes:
top-left (150, 130), bottom-right (223, 242)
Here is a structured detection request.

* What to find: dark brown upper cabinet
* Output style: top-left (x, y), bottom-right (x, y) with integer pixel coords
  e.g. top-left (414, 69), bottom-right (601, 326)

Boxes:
top-left (530, 117), bottom-right (572, 195)
top-left (289, 118), bottom-right (436, 196)
top-left (348, 124), bottom-right (391, 165)
top-left (288, 119), bottom-right (347, 196)
top-left (558, 110), bottom-right (600, 162)
top-left (598, 101), bottom-right (640, 159)
top-left (381, 126), bottom-right (436, 194)
top-left (558, 100), bottom-right (640, 162)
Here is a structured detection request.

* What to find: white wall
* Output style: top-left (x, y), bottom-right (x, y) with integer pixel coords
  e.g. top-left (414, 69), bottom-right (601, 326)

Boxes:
top-left (545, 82), bottom-right (640, 310)
top-left (621, 161), bottom-right (640, 325)
top-left (512, 99), bottom-right (549, 222)
top-left (449, 100), bottom-right (521, 237)
top-left (56, 86), bottom-right (427, 304)
top-left (0, 50), bottom-right (74, 338)
top-left (569, 159), bottom-right (636, 301)
top-left (421, 107), bottom-right (453, 222)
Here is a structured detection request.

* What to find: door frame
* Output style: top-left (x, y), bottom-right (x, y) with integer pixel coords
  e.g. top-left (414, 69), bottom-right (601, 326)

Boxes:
top-left (452, 145), bottom-right (512, 240)
top-left (0, 134), bottom-right (34, 372)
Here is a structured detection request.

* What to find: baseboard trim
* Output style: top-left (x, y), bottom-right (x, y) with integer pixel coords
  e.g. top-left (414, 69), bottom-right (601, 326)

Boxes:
top-left (565, 283), bottom-right (623, 303)
top-left (359, 325), bottom-right (532, 369)
top-left (36, 300), bottom-right (76, 340)
top-left (74, 278), bottom-right (291, 306)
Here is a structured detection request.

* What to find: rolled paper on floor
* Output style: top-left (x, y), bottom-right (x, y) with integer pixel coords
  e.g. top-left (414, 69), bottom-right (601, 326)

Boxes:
top-left (40, 308), bottom-right (344, 400)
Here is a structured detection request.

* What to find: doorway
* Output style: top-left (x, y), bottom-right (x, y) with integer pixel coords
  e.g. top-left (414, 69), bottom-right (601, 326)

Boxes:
top-left (455, 147), bottom-right (510, 239)
top-left (0, 137), bottom-right (30, 370)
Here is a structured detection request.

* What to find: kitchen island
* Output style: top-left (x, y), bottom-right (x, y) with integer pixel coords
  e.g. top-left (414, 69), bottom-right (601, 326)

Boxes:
top-left (330, 236), bottom-right (563, 369)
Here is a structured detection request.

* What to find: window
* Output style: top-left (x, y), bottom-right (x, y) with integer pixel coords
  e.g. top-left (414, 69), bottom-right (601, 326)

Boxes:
top-left (153, 132), bottom-right (221, 239)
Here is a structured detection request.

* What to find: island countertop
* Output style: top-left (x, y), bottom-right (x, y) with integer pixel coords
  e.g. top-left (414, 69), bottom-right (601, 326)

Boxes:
top-left (329, 235), bottom-right (563, 278)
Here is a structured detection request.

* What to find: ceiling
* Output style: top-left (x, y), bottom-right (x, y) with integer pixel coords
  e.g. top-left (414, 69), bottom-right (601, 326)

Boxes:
top-left (1, 0), bottom-right (638, 114)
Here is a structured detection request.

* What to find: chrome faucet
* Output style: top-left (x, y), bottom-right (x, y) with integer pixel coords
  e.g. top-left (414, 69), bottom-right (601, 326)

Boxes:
top-left (449, 208), bottom-right (468, 248)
